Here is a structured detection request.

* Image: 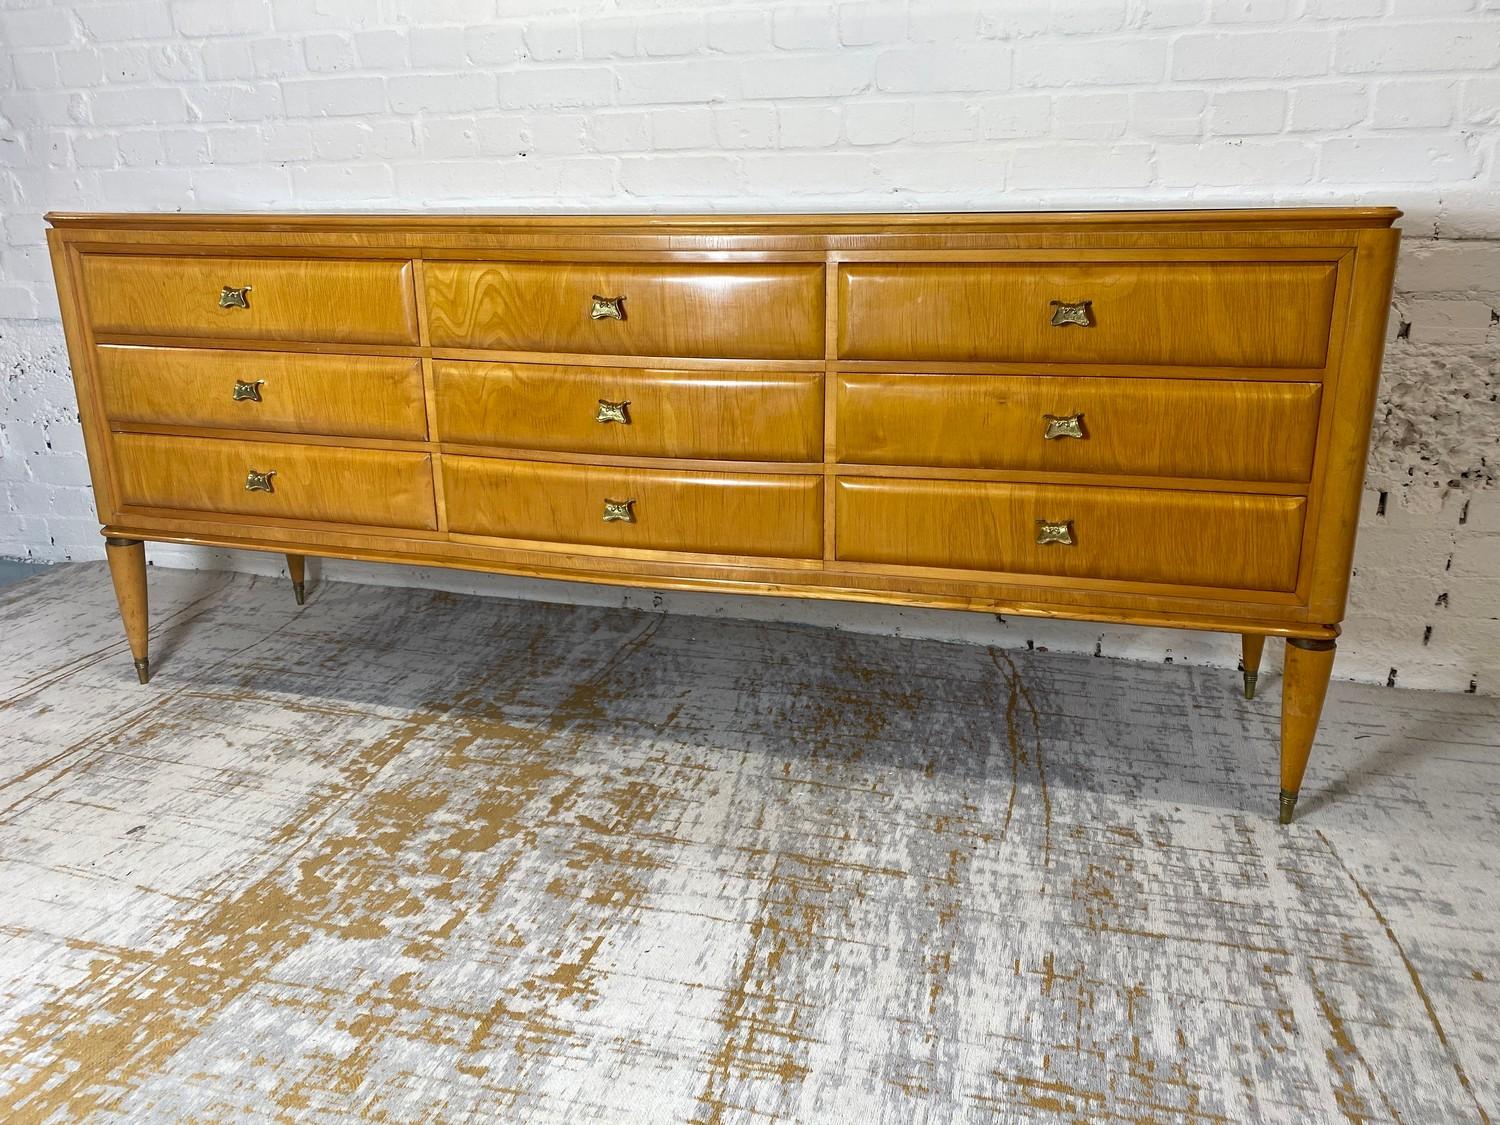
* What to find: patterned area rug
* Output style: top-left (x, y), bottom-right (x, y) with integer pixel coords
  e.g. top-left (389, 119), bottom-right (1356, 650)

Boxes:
top-left (0, 563), bottom-right (1496, 1124)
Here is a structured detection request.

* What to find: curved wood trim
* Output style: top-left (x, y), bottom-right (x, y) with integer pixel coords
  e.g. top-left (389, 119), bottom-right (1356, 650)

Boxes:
top-left (102, 523), bottom-right (1340, 640)
top-left (46, 206), bottom-right (1402, 232)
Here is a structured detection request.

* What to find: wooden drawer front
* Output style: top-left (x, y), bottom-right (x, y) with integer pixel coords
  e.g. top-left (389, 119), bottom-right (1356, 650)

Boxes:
top-left (836, 477), bottom-right (1305, 591)
top-left (98, 346), bottom-right (428, 441)
top-left (434, 361), bottom-right (822, 462)
top-left (81, 255), bottom-right (419, 345)
top-left (444, 457), bottom-right (823, 559)
top-left (837, 375), bottom-right (1322, 482)
top-left (425, 262), bottom-right (825, 359)
top-left (837, 261), bottom-right (1337, 368)
top-left (114, 434), bottom-right (437, 530)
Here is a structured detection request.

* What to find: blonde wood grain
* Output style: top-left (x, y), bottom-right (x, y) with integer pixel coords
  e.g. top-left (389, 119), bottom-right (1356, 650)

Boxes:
top-left (838, 260), bottom-right (1338, 367)
top-left (827, 556), bottom-right (1304, 605)
top-left (104, 536), bottom-right (150, 681)
top-left (48, 235), bottom-right (120, 518)
top-left (421, 356), bottom-right (450, 532)
top-left (447, 530), bottom-right (825, 571)
top-left (832, 359), bottom-right (1330, 382)
top-left (424, 261), bottom-right (825, 359)
top-left (96, 346), bottom-right (428, 440)
top-left (46, 206), bottom-right (1401, 233)
top-left (836, 476), bottom-right (1306, 591)
top-left (444, 456), bottom-right (823, 559)
top-left (1280, 638), bottom-right (1337, 817)
top-left (81, 254), bottom-right (420, 345)
top-left (436, 445), bottom-right (823, 475)
top-left (834, 247), bottom-right (1354, 264)
top-left (1305, 228), bottom-right (1401, 623)
top-left (38, 221), bottom-right (1397, 279)
top-left (113, 432), bottom-right (437, 530)
top-left (44, 229), bottom-right (1385, 262)
top-left (411, 256), bottom-right (433, 347)
top-left (823, 253), bottom-right (840, 562)
top-left (837, 374), bottom-right (1322, 482)
top-left (105, 519), bottom-right (1335, 634)
top-left (433, 361), bottom-right (823, 461)
top-left (431, 348), bottom-right (825, 372)
top-left (93, 333), bottom-right (424, 359)
top-left (791, 463), bottom-right (1307, 493)
top-left (107, 422), bottom-right (432, 453)
top-left (50, 207), bottom-right (1403, 822)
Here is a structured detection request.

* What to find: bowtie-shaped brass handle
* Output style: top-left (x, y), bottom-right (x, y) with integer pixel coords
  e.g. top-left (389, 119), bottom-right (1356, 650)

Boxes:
top-left (1035, 519), bottom-right (1074, 546)
top-left (244, 469), bottom-right (276, 493)
top-left (1049, 299), bottom-right (1092, 327)
top-left (596, 399), bottom-right (630, 424)
top-left (220, 285), bottom-right (251, 309)
top-left (590, 295), bottom-right (625, 321)
top-left (233, 379), bottom-right (264, 402)
top-left (602, 498), bottom-right (635, 523)
top-left (1042, 413), bottom-right (1084, 440)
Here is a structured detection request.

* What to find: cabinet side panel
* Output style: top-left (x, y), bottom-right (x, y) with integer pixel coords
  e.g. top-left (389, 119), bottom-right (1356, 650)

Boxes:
top-left (47, 229), bottom-right (118, 524)
top-left (1305, 227), bottom-right (1400, 623)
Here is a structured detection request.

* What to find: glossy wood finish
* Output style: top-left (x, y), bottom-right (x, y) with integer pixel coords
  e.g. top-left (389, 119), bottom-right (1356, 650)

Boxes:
top-left (103, 536), bottom-right (150, 683)
top-left (1241, 633), bottom-right (1267, 699)
top-left (47, 207), bottom-right (1402, 821)
top-left (106, 518), bottom-right (1337, 634)
top-left (837, 374), bottom-right (1322, 481)
top-left (1280, 638), bottom-right (1337, 822)
top-left (81, 254), bottom-right (420, 345)
top-left (1304, 229), bottom-right (1400, 623)
top-left (98, 346), bottom-right (428, 440)
top-left (113, 433), bottom-right (437, 530)
top-left (838, 261), bottom-right (1338, 367)
top-left (48, 207), bottom-right (1402, 233)
top-left (434, 361), bottom-right (822, 461)
top-left (425, 261), bottom-right (825, 359)
top-left (444, 457), bottom-right (823, 559)
top-left (836, 477), bottom-right (1306, 591)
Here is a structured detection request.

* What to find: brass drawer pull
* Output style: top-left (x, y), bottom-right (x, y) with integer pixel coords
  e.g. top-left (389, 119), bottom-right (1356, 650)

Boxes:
top-left (602, 498), bottom-right (635, 523)
top-left (1035, 519), bottom-right (1073, 546)
top-left (590, 295), bottom-right (625, 321)
top-left (596, 398), bottom-right (630, 424)
top-left (1043, 412), bottom-right (1084, 440)
top-left (232, 379), bottom-right (264, 402)
top-left (244, 469), bottom-right (276, 493)
top-left (219, 285), bottom-right (252, 309)
top-left (1049, 299), bottom-right (1092, 327)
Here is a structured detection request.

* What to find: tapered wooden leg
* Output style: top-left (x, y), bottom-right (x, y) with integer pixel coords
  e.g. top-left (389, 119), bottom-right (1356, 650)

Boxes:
top-left (286, 554), bottom-right (306, 605)
top-left (104, 536), bottom-right (150, 684)
top-left (1241, 633), bottom-right (1266, 699)
top-left (1279, 637), bottom-right (1336, 824)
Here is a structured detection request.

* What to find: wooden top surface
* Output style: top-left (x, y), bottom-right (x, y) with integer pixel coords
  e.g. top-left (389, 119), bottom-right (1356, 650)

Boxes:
top-left (46, 206), bottom-right (1402, 233)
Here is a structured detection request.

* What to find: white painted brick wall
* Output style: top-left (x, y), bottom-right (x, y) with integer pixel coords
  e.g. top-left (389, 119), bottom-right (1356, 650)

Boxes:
top-left (1, 0), bottom-right (1497, 693)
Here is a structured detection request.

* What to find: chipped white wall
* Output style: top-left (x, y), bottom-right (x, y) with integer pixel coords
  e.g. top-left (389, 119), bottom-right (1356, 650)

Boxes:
top-left (1345, 237), bottom-right (1499, 693)
top-left (1, 0), bottom-right (1497, 692)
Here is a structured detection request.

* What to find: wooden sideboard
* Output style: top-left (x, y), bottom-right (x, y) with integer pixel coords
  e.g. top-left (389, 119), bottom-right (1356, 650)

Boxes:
top-left (45, 208), bottom-right (1400, 823)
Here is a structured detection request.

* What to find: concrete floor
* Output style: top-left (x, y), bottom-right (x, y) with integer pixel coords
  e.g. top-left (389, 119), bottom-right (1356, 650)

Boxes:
top-left (0, 558), bottom-right (50, 588)
top-left (0, 561), bottom-right (1497, 1123)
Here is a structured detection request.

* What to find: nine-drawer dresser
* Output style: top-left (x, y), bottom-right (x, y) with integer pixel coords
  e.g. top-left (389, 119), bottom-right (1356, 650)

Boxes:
top-left (46, 207), bottom-right (1400, 823)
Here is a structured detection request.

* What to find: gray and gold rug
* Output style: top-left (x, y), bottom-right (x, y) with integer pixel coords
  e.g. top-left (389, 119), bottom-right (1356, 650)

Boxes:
top-left (1, 563), bottom-right (1496, 1123)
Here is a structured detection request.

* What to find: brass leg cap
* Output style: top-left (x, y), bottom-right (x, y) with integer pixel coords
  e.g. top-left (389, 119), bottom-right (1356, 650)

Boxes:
top-left (1243, 671), bottom-right (1258, 700)
top-left (133, 658), bottom-right (151, 685)
top-left (292, 581), bottom-right (306, 606)
top-left (1278, 789), bottom-right (1298, 825)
